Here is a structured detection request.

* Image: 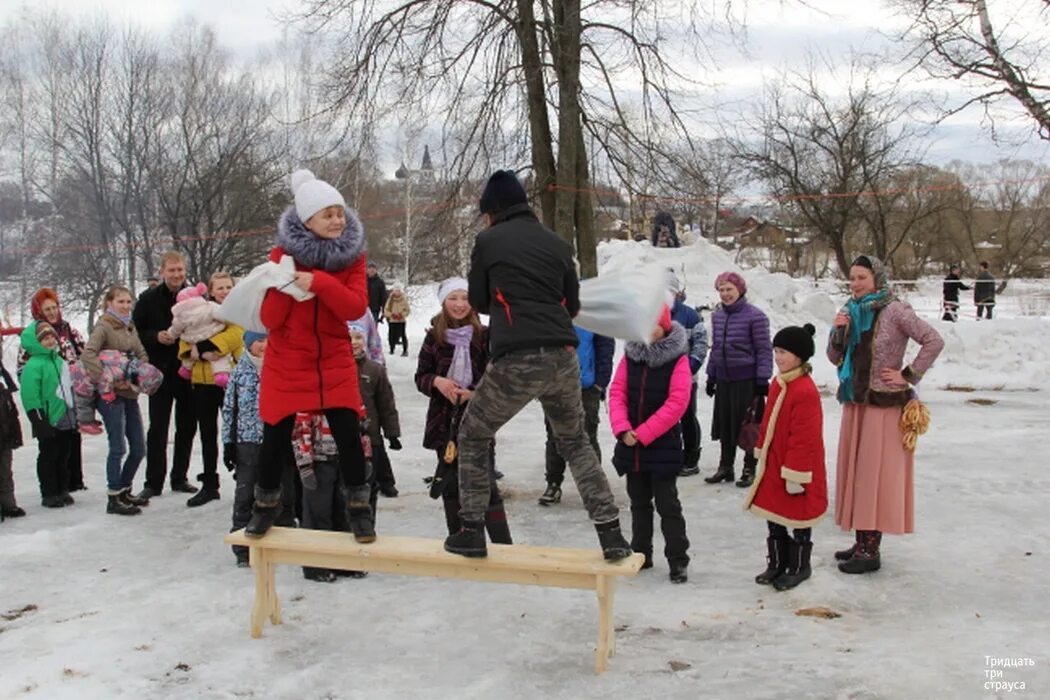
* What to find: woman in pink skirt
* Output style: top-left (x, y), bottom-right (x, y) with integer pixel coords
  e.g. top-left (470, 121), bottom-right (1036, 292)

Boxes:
top-left (828, 256), bottom-right (943, 574)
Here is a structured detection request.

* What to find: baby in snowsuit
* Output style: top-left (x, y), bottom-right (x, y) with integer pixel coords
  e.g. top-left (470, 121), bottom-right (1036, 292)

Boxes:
top-left (167, 282), bottom-right (233, 387)
top-left (70, 350), bottom-right (163, 434)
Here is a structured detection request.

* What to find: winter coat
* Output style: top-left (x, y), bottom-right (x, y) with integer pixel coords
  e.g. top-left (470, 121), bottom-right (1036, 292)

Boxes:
top-left (356, 355), bottom-right (400, 441)
top-left (258, 205), bottom-right (369, 424)
top-left (575, 326), bottom-right (614, 390)
top-left (81, 315), bottom-right (150, 401)
top-left (0, 359), bottom-right (23, 450)
top-left (222, 355), bottom-right (263, 445)
top-left (743, 367), bottom-right (827, 528)
top-left (942, 273), bottom-right (969, 303)
top-left (671, 298), bottom-right (709, 376)
top-left (19, 326), bottom-right (75, 430)
top-left (383, 291), bottom-right (411, 323)
top-left (609, 322), bottom-right (692, 477)
top-left (178, 322), bottom-right (244, 385)
top-left (415, 324), bottom-right (490, 450)
top-left (367, 274), bottom-right (389, 320)
top-left (168, 297), bottom-right (226, 343)
top-left (974, 270), bottom-right (996, 304)
top-left (706, 297), bottom-right (772, 385)
top-left (133, 282), bottom-right (188, 377)
top-left (828, 300), bottom-right (944, 406)
top-left (650, 211), bottom-right (681, 248)
top-left (468, 203), bottom-right (579, 360)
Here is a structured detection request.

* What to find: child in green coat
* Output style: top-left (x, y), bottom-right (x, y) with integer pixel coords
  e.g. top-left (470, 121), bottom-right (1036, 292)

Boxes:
top-left (20, 322), bottom-right (78, 508)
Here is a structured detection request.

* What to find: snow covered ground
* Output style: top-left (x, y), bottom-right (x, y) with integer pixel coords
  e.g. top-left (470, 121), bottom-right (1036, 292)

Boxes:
top-left (1, 242), bottom-right (1048, 699)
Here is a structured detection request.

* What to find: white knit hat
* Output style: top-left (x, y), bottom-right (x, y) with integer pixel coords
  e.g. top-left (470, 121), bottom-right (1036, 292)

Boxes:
top-left (437, 277), bottom-right (468, 305)
top-left (290, 169), bottom-right (346, 222)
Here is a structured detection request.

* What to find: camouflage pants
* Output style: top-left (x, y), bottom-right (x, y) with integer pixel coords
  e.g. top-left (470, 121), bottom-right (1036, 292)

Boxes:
top-left (457, 347), bottom-right (619, 525)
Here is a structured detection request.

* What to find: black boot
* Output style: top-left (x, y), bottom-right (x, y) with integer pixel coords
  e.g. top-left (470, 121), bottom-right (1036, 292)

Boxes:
top-left (838, 530), bottom-right (881, 574)
top-left (344, 484), bottom-right (376, 543)
top-left (538, 483), bottom-right (562, 506)
top-left (679, 449), bottom-right (701, 477)
top-left (735, 457), bottom-right (756, 488)
top-left (774, 540), bottom-right (813, 590)
top-left (704, 464), bottom-right (734, 484)
top-left (669, 561), bottom-right (689, 584)
top-left (245, 486), bottom-right (283, 538)
top-left (106, 492), bottom-right (141, 516)
top-left (187, 473), bottom-right (220, 507)
top-left (834, 532), bottom-right (861, 561)
top-left (120, 488), bottom-right (149, 508)
top-left (595, 519), bottom-right (632, 561)
top-left (444, 520), bottom-right (487, 557)
top-left (755, 536), bottom-right (790, 585)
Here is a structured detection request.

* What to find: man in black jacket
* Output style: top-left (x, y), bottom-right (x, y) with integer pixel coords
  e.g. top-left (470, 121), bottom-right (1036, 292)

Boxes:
top-left (133, 251), bottom-right (198, 499)
top-left (366, 262), bottom-right (388, 323)
top-left (974, 261), bottom-right (996, 320)
top-left (942, 263), bottom-right (970, 322)
top-left (443, 170), bottom-right (631, 561)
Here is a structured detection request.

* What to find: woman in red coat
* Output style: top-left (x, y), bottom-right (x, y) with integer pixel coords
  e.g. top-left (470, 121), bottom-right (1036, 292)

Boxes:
top-left (246, 169), bottom-right (373, 541)
top-left (743, 323), bottom-right (827, 591)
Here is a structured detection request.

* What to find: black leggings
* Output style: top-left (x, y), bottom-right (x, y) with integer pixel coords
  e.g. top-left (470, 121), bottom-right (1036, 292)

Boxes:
top-left (257, 408), bottom-right (367, 491)
top-left (768, 521), bottom-right (811, 543)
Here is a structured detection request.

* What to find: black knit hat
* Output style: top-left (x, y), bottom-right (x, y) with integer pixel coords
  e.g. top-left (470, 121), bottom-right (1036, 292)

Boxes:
top-left (773, 323), bottom-right (816, 362)
top-left (479, 170), bottom-right (528, 215)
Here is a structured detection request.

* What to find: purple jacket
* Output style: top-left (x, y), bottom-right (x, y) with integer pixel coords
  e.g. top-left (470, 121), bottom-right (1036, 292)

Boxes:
top-left (706, 297), bottom-right (773, 384)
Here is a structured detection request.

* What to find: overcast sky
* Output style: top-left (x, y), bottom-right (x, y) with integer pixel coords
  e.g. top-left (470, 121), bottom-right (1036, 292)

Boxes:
top-left (2, 0), bottom-right (1047, 168)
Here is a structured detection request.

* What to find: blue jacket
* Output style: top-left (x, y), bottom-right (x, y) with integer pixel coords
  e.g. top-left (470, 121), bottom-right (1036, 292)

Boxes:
top-left (671, 298), bottom-right (709, 376)
top-left (222, 357), bottom-right (263, 444)
top-left (576, 326), bottom-right (614, 390)
top-left (706, 297), bottom-right (772, 385)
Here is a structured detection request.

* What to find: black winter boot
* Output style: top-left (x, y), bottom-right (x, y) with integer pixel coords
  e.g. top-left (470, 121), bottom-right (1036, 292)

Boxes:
top-left (669, 561), bottom-right (689, 584)
top-left (755, 536), bottom-right (790, 585)
top-left (538, 483), bottom-right (562, 506)
top-left (835, 531), bottom-right (862, 561)
top-left (704, 464), bottom-right (734, 484)
top-left (444, 520), bottom-right (487, 557)
top-left (679, 449), bottom-right (701, 477)
top-left (344, 484), bottom-right (376, 543)
top-left (838, 530), bottom-right (881, 574)
top-left (187, 472), bottom-right (220, 507)
top-left (106, 492), bottom-right (141, 516)
top-left (245, 486), bottom-right (283, 538)
top-left (774, 540), bottom-right (813, 590)
top-left (120, 488), bottom-right (149, 508)
top-left (595, 519), bottom-right (633, 561)
top-left (735, 457), bottom-right (756, 488)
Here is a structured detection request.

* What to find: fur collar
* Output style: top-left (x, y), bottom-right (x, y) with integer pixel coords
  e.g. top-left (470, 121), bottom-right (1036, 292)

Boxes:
top-left (277, 205), bottom-right (365, 272)
top-left (624, 322), bottom-right (688, 367)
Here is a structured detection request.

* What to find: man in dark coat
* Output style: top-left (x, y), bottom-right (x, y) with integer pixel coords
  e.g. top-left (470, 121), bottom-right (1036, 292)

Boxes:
top-left (366, 262), bottom-right (389, 323)
top-left (133, 251), bottom-right (198, 499)
top-left (974, 261), bottom-right (996, 320)
top-left (443, 170), bottom-right (631, 561)
top-left (651, 211), bottom-right (681, 248)
top-left (942, 263), bottom-right (970, 322)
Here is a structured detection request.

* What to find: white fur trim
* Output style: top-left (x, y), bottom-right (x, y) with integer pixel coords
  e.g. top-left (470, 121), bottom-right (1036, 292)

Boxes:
top-left (781, 466), bottom-right (813, 484)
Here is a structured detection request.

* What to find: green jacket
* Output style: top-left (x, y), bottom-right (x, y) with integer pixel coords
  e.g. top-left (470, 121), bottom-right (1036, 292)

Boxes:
top-left (20, 323), bottom-right (74, 426)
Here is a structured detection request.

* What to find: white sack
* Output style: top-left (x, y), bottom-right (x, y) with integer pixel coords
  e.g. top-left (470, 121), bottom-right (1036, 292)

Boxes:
top-left (214, 255), bottom-right (314, 333)
top-left (575, 267), bottom-right (666, 343)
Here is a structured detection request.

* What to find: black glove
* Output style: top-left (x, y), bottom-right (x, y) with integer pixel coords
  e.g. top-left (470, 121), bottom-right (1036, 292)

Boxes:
top-left (28, 409), bottom-right (55, 440)
top-left (754, 381), bottom-right (769, 397)
top-left (223, 443), bottom-right (238, 472)
top-left (388, 437), bottom-right (402, 451)
top-left (705, 379), bottom-right (716, 397)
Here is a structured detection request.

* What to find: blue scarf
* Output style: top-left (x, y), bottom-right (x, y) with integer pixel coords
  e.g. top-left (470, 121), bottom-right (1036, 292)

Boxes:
top-left (837, 289), bottom-right (891, 402)
top-left (106, 308), bottom-right (133, 327)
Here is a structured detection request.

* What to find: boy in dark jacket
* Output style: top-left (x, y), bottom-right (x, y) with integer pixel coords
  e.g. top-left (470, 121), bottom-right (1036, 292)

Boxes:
top-left (667, 270), bottom-right (709, 476)
top-left (942, 264), bottom-right (970, 322)
top-left (350, 326), bottom-right (402, 497)
top-left (0, 356), bottom-right (25, 520)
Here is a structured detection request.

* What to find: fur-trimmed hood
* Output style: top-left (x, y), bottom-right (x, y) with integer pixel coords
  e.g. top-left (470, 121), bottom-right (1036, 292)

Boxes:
top-left (624, 322), bottom-right (688, 367)
top-left (277, 205), bottom-right (366, 272)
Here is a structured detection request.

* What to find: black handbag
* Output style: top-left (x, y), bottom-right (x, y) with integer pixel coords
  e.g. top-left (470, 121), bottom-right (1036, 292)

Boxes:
top-left (737, 398), bottom-right (763, 453)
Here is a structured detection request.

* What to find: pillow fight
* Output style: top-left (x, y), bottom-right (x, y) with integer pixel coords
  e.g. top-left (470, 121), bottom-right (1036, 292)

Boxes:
top-left (0, 168), bottom-right (944, 590)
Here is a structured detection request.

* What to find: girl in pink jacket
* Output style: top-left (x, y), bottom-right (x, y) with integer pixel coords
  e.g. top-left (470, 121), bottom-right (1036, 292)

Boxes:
top-left (608, 305), bottom-right (693, 583)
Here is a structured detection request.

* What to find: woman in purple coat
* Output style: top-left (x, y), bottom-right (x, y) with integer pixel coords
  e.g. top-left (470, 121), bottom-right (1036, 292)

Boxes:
top-left (703, 272), bottom-right (773, 488)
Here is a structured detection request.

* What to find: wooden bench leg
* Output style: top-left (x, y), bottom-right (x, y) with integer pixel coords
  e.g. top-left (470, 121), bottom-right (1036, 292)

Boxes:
top-left (595, 575), bottom-right (616, 673)
top-left (267, 559), bottom-right (281, 625)
top-left (250, 547), bottom-right (268, 638)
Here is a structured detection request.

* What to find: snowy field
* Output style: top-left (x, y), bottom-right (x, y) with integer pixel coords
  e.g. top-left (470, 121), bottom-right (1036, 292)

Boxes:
top-left (1, 240), bottom-right (1048, 699)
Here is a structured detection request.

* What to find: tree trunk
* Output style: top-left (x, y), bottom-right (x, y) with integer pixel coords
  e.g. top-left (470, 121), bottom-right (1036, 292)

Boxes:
top-left (515, 0), bottom-right (556, 228)
top-left (574, 120), bottom-right (597, 278)
top-left (552, 0), bottom-right (582, 247)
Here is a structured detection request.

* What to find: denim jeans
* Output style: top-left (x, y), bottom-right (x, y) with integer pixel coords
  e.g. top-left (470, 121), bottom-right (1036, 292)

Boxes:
top-left (97, 396), bottom-right (147, 492)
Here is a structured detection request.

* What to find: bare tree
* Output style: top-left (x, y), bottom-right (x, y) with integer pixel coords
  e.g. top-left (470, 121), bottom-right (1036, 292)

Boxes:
top-left (734, 58), bottom-right (921, 275)
top-left (899, 0), bottom-right (1050, 139)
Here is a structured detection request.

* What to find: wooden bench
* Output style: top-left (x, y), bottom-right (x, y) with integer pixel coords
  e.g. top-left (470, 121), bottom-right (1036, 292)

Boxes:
top-left (224, 527), bottom-right (644, 673)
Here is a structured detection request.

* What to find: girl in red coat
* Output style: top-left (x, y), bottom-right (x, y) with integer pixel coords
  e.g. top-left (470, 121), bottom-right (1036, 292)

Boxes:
top-left (246, 170), bottom-right (373, 541)
top-left (743, 324), bottom-right (827, 591)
